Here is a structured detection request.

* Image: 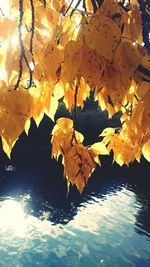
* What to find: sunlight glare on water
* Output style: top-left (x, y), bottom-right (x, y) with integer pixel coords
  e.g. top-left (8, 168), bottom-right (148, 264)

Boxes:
top-left (68, 188), bottom-right (137, 234)
top-left (0, 199), bottom-right (26, 236)
top-left (0, 186), bottom-right (150, 267)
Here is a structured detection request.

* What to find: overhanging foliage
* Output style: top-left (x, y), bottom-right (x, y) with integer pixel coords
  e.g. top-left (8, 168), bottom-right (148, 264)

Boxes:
top-left (0, 0), bottom-right (149, 193)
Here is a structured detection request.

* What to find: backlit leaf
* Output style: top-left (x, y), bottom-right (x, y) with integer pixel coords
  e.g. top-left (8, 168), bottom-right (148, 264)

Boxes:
top-left (142, 140), bottom-right (150, 162)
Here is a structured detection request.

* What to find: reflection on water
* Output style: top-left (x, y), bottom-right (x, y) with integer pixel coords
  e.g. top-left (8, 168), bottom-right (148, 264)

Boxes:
top-left (0, 184), bottom-right (150, 267)
top-left (0, 199), bottom-right (26, 236)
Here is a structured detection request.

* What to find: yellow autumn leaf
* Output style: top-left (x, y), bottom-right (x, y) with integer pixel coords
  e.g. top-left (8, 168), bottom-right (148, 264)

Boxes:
top-left (34, 112), bottom-right (44, 127)
top-left (46, 96), bottom-right (58, 122)
top-left (83, 14), bottom-right (121, 61)
top-left (24, 119), bottom-right (31, 135)
top-left (99, 128), bottom-right (116, 137)
top-left (52, 0), bottom-right (66, 13)
top-left (142, 140), bottom-right (150, 162)
top-left (91, 142), bottom-right (109, 155)
top-left (115, 153), bottom-right (124, 167)
top-left (113, 42), bottom-right (142, 77)
top-left (1, 137), bottom-right (12, 159)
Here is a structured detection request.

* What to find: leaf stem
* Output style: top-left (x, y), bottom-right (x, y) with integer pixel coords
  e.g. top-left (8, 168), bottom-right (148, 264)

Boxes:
top-left (71, 84), bottom-right (78, 145)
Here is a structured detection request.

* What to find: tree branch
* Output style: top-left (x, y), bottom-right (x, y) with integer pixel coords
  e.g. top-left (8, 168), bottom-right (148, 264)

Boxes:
top-left (71, 85), bottom-right (78, 145)
top-left (137, 64), bottom-right (150, 81)
top-left (14, 0), bottom-right (24, 90)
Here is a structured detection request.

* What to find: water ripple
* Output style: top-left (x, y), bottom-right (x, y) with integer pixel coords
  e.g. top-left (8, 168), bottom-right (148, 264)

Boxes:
top-left (0, 184), bottom-right (150, 267)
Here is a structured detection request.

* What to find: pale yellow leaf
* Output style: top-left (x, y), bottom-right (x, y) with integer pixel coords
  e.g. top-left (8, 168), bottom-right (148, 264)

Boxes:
top-left (91, 142), bottom-right (109, 155)
top-left (47, 96), bottom-right (58, 121)
top-left (1, 137), bottom-right (16, 158)
top-left (24, 119), bottom-right (31, 135)
top-left (99, 128), bottom-right (116, 137)
top-left (142, 140), bottom-right (150, 162)
top-left (34, 112), bottom-right (44, 127)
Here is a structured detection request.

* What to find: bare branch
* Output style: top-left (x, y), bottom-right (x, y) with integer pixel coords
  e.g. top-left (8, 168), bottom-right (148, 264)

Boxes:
top-left (14, 0), bottom-right (24, 90)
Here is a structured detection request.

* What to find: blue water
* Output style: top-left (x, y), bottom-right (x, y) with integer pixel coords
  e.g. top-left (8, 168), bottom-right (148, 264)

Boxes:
top-left (0, 161), bottom-right (150, 267)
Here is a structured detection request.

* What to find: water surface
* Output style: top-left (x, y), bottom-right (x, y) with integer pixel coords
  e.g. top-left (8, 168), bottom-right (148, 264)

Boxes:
top-left (0, 162), bottom-right (150, 267)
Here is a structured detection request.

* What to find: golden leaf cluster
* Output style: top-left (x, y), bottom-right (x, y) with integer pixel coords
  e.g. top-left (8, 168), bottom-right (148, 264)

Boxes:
top-left (51, 118), bottom-right (109, 193)
top-left (0, 0), bottom-right (149, 192)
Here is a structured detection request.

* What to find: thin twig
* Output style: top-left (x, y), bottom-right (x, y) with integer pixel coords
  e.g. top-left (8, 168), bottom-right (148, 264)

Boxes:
top-left (23, 54), bottom-right (33, 88)
top-left (30, 0), bottom-right (35, 56)
top-left (14, 0), bottom-right (35, 90)
top-left (64, 0), bottom-right (75, 15)
top-left (24, 0), bottom-right (35, 89)
top-left (0, 7), bottom-right (4, 16)
top-left (82, 0), bottom-right (86, 11)
top-left (137, 64), bottom-right (150, 78)
top-left (71, 85), bottom-right (78, 145)
top-left (96, 0), bottom-right (104, 8)
top-left (91, 0), bottom-right (97, 12)
top-left (70, 0), bottom-right (82, 16)
top-left (14, 0), bottom-right (24, 90)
